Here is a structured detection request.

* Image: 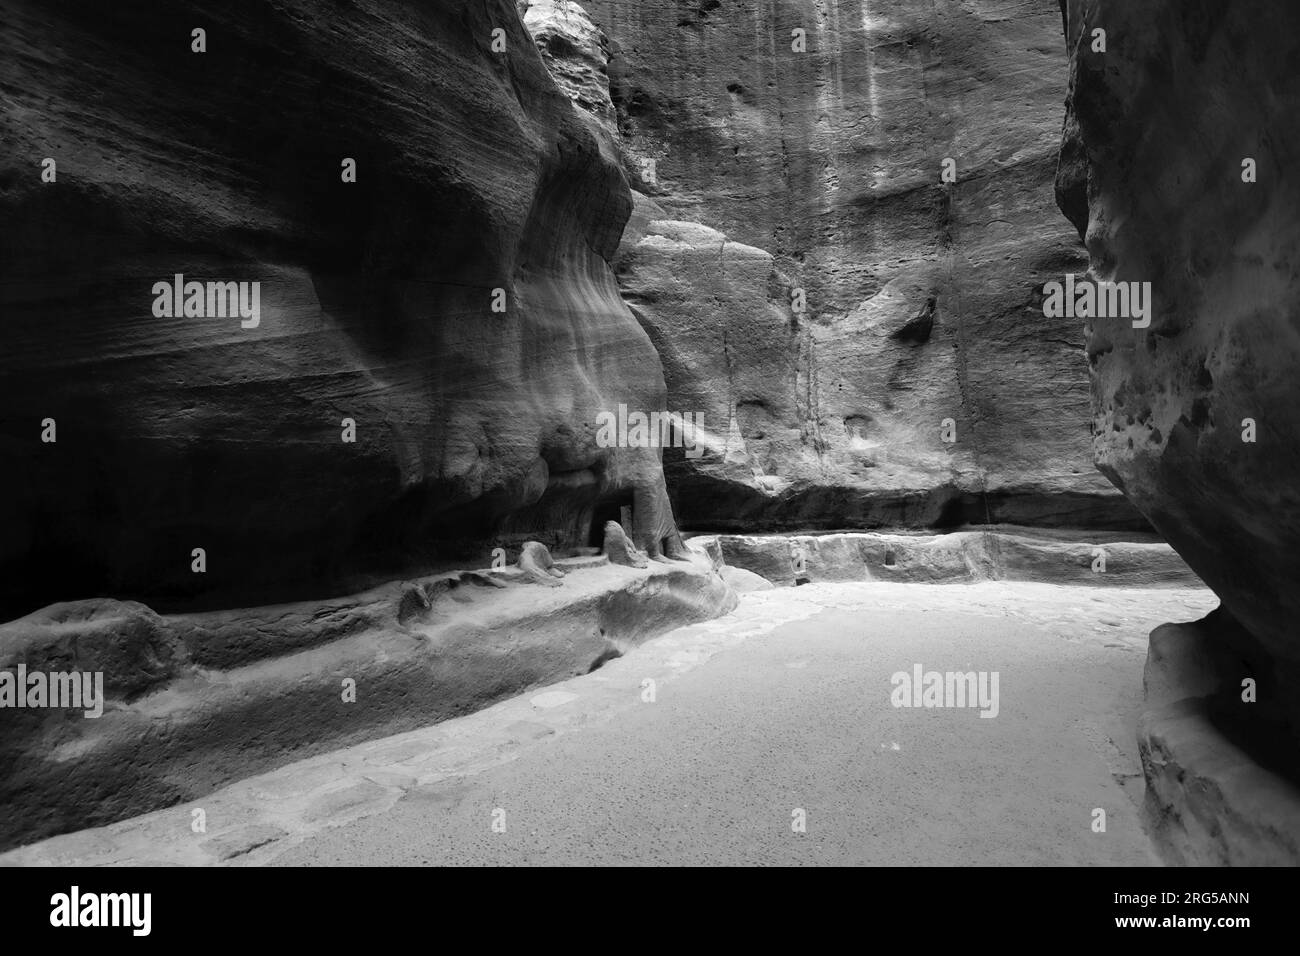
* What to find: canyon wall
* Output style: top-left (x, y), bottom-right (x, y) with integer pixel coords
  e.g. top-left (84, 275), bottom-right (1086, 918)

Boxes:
top-left (0, 0), bottom-right (682, 620)
top-left (531, 0), bottom-right (1143, 532)
top-left (1057, 0), bottom-right (1300, 861)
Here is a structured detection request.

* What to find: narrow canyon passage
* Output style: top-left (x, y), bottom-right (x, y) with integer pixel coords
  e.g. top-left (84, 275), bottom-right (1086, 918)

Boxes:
top-left (2, 581), bottom-right (1217, 866)
top-left (4, 0), bottom-right (1299, 890)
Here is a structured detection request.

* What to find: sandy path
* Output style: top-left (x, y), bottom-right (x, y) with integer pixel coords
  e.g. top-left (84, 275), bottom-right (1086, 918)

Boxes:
top-left (269, 582), bottom-right (1217, 866)
top-left (1, 581), bottom-right (1219, 866)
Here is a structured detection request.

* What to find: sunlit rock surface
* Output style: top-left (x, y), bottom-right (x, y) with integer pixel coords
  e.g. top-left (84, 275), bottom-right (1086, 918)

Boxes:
top-left (532, 0), bottom-right (1142, 531)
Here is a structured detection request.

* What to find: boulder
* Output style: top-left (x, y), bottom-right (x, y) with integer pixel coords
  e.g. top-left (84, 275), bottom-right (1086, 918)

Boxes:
top-left (602, 520), bottom-right (649, 568)
top-left (518, 541), bottom-right (566, 587)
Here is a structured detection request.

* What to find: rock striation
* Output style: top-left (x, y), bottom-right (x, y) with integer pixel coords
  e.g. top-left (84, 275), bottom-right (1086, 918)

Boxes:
top-left (532, 0), bottom-right (1143, 532)
top-left (0, 0), bottom-right (682, 620)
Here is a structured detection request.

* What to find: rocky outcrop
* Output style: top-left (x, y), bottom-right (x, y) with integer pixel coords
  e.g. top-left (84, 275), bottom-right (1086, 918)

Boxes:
top-left (0, 0), bottom-right (682, 620)
top-left (1057, 0), bottom-right (1300, 861)
top-left (532, 0), bottom-right (1143, 532)
top-left (518, 541), bottom-right (567, 586)
top-left (602, 520), bottom-right (649, 568)
top-left (1141, 612), bottom-right (1300, 866)
top-left (523, 0), bottom-right (619, 144)
top-left (704, 528), bottom-right (1199, 588)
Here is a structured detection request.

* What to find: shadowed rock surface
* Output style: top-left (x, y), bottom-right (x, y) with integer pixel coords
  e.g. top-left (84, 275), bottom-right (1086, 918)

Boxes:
top-left (0, 0), bottom-right (681, 621)
top-left (1142, 612), bottom-right (1300, 866)
top-left (1057, 0), bottom-right (1300, 862)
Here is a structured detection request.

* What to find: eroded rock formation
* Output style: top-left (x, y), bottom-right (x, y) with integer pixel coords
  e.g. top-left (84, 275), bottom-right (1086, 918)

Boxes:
top-left (706, 528), bottom-right (1197, 588)
top-left (1057, 0), bottom-right (1300, 861)
top-left (0, 550), bottom-right (735, 851)
top-left (0, 0), bottom-right (682, 620)
top-left (518, 541), bottom-right (567, 586)
top-left (602, 520), bottom-right (649, 567)
top-left (531, 0), bottom-right (1143, 532)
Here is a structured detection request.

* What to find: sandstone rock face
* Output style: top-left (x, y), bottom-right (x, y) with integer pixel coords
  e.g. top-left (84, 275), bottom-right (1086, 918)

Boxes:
top-left (547, 0), bottom-right (1143, 531)
top-left (1057, 0), bottom-right (1300, 859)
top-left (523, 0), bottom-right (619, 143)
top-left (705, 528), bottom-right (1198, 588)
top-left (0, 0), bottom-right (681, 620)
